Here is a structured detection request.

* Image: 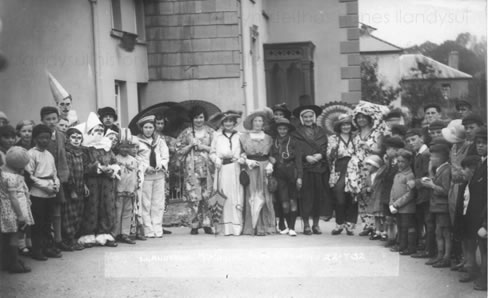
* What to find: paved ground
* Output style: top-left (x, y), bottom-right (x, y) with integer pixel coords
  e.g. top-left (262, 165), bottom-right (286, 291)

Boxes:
top-left (0, 220), bottom-right (485, 298)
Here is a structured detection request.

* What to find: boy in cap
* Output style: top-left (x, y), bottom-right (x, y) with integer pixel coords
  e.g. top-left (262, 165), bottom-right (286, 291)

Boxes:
top-left (462, 114), bottom-right (484, 156)
top-left (40, 106), bottom-right (69, 252)
top-left (455, 100), bottom-right (472, 119)
top-left (26, 124), bottom-right (61, 260)
top-left (422, 144), bottom-right (452, 268)
top-left (405, 129), bottom-right (434, 258)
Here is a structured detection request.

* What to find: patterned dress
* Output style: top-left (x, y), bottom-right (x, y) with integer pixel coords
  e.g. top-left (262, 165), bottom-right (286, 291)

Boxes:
top-left (240, 131), bottom-right (276, 235)
top-left (3, 169), bottom-right (34, 226)
top-left (176, 125), bottom-right (215, 229)
top-left (79, 147), bottom-right (117, 237)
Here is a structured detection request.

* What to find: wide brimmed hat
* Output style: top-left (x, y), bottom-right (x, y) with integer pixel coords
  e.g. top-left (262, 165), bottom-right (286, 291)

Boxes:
top-left (243, 108), bottom-right (273, 130)
top-left (98, 107), bottom-right (118, 121)
top-left (272, 103), bottom-right (291, 120)
top-left (442, 119), bottom-right (466, 144)
top-left (208, 110), bottom-right (242, 128)
top-left (333, 114), bottom-right (354, 134)
top-left (47, 71), bottom-right (71, 103)
top-left (271, 118), bottom-right (295, 132)
top-left (137, 115), bottom-right (155, 128)
top-left (292, 105), bottom-right (323, 119)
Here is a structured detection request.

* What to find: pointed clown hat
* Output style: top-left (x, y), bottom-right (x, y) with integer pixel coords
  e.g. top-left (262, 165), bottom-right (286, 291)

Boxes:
top-left (47, 70), bottom-right (71, 103)
top-left (86, 112), bottom-right (103, 133)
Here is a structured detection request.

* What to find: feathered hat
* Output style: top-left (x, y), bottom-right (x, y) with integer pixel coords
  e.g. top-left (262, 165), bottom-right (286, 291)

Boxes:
top-left (47, 71), bottom-right (71, 103)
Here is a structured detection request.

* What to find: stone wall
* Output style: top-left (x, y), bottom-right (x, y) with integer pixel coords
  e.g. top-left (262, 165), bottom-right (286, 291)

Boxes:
top-left (144, 0), bottom-right (241, 80)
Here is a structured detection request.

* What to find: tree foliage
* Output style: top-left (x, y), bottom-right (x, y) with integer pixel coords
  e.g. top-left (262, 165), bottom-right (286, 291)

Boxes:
top-left (360, 60), bottom-right (400, 106)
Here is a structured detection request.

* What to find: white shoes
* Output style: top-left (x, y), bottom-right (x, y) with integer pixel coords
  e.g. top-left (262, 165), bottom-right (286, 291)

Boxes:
top-left (280, 228), bottom-right (289, 235)
top-left (288, 229), bottom-right (297, 237)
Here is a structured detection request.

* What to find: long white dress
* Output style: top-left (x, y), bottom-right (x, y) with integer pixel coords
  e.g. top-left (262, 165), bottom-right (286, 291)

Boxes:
top-left (210, 130), bottom-right (244, 235)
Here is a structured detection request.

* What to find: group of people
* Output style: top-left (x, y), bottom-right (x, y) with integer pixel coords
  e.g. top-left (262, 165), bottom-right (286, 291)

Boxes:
top-left (0, 74), bottom-right (486, 291)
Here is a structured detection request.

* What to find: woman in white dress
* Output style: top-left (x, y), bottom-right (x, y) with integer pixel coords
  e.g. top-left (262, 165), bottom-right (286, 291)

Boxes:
top-left (210, 111), bottom-right (244, 236)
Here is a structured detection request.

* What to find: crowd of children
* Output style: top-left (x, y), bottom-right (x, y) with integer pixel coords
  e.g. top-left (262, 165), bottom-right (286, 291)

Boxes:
top-left (0, 75), bottom-right (486, 291)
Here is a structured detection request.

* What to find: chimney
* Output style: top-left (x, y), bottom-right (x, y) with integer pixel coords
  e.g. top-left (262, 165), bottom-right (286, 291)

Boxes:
top-left (448, 51), bottom-right (459, 69)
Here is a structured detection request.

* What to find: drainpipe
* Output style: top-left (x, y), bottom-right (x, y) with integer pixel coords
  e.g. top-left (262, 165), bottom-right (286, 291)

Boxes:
top-left (237, 0), bottom-right (248, 115)
top-left (89, 0), bottom-right (102, 109)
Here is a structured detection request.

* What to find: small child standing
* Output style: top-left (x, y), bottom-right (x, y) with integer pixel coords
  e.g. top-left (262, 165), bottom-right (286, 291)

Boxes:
top-left (129, 141), bottom-right (145, 241)
top-left (26, 124), bottom-right (61, 260)
top-left (113, 129), bottom-right (138, 244)
top-left (361, 155), bottom-right (384, 240)
top-left (389, 149), bottom-right (416, 255)
top-left (423, 144), bottom-right (452, 268)
top-left (0, 147), bottom-right (33, 273)
top-left (62, 128), bottom-right (88, 251)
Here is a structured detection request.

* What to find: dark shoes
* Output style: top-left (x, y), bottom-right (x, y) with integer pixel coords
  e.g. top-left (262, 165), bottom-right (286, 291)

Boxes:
top-left (369, 233), bottom-right (382, 240)
top-left (56, 241), bottom-right (74, 252)
top-left (105, 240), bottom-right (118, 247)
top-left (190, 228), bottom-right (199, 235)
top-left (425, 257), bottom-right (442, 265)
top-left (204, 227), bottom-right (214, 235)
top-left (163, 229), bottom-right (172, 234)
top-left (359, 228), bottom-right (373, 237)
top-left (312, 225), bottom-right (322, 235)
top-left (44, 248), bottom-right (62, 258)
top-left (304, 226), bottom-right (313, 235)
top-left (136, 234), bottom-right (147, 241)
top-left (119, 235), bottom-right (136, 245)
top-left (331, 225), bottom-right (343, 235)
top-left (411, 251), bottom-right (431, 259)
top-left (399, 249), bottom-right (416, 256)
top-left (72, 243), bottom-right (85, 251)
top-left (31, 252), bottom-right (48, 261)
top-left (432, 258), bottom-right (451, 268)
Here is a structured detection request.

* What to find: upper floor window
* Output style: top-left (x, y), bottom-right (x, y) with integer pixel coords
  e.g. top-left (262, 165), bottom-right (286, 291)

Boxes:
top-left (111, 0), bottom-right (145, 40)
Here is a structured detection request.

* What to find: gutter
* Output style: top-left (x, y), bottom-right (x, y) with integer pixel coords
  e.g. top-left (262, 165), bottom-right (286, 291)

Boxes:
top-left (89, 0), bottom-right (102, 109)
top-left (237, 0), bottom-right (248, 115)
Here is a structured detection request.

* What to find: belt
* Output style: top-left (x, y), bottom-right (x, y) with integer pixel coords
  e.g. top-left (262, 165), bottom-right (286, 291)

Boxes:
top-left (38, 176), bottom-right (55, 180)
top-left (247, 155), bottom-right (269, 161)
top-left (222, 158), bottom-right (234, 165)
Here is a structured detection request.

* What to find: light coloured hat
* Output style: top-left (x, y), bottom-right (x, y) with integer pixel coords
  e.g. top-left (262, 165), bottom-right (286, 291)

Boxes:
top-left (364, 154), bottom-right (383, 169)
top-left (137, 115), bottom-right (155, 128)
top-left (105, 128), bottom-right (118, 137)
top-left (47, 70), bottom-right (71, 103)
top-left (333, 113), bottom-right (354, 133)
top-left (86, 112), bottom-right (103, 133)
top-left (0, 111), bottom-right (8, 121)
top-left (5, 146), bottom-right (30, 169)
top-left (119, 128), bottom-right (138, 146)
top-left (441, 119), bottom-right (466, 144)
top-left (243, 108), bottom-right (273, 130)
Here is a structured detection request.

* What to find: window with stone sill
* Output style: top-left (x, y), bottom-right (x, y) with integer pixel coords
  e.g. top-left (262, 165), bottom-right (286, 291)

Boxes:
top-left (111, 0), bottom-right (145, 42)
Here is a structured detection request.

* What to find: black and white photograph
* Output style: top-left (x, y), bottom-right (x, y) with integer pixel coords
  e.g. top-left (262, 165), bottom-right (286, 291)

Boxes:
top-left (0, 0), bottom-right (486, 297)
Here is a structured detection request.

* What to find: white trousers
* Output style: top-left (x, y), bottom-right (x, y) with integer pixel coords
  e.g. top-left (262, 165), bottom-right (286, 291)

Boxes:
top-left (141, 178), bottom-right (165, 237)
